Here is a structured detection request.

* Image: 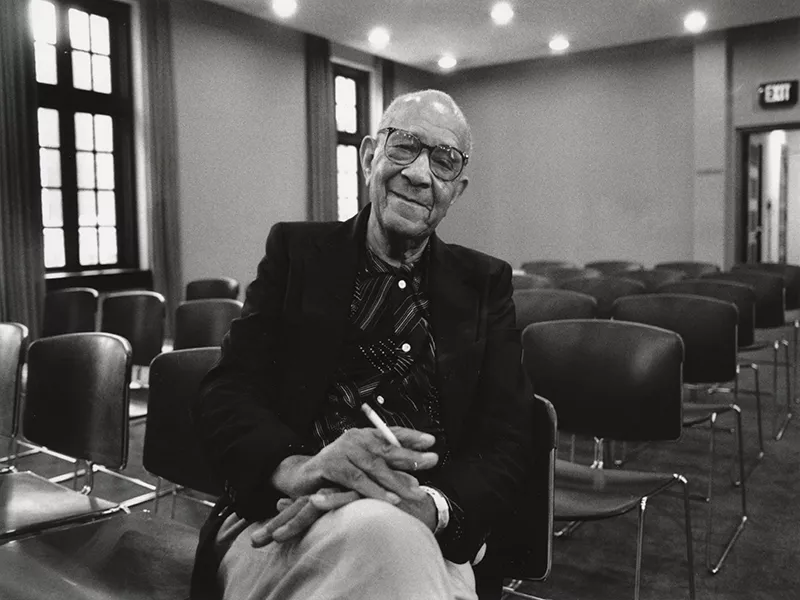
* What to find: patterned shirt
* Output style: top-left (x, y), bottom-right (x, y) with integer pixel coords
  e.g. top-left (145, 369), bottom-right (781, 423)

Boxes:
top-left (311, 245), bottom-right (448, 462)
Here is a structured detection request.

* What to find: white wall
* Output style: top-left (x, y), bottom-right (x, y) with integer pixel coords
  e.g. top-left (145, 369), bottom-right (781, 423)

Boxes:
top-left (171, 0), bottom-right (307, 296)
top-left (442, 40), bottom-right (695, 269)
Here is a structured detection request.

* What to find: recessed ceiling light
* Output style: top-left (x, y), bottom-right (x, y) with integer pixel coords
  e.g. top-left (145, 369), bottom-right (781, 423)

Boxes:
top-left (368, 27), bottom-right (390, 49)
top-left (438, 55), bottom-right (457, 70)
top-left (491, 2), bottom-right (514, 26)
top-left (683, 11), bottom-right (707, 34)
top-left (271, 0), bottom-right (297, 19)
top-left (549, 35), bottom-right (569, 52)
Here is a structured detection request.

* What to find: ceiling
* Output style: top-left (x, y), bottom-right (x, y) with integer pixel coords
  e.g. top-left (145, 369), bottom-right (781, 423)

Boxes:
top-left (208, 0), bottom-right (800, 73)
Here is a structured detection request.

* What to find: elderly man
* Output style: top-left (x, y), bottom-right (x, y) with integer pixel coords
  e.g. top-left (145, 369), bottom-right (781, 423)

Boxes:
top-left (191, 89), bottom-right (533, 600)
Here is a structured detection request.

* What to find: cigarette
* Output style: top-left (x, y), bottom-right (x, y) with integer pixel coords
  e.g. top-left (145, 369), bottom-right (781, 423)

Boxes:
top-left (360, 403), bottom-right (401, 447)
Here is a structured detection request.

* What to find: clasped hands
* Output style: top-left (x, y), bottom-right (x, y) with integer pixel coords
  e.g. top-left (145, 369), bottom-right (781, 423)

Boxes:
top-left (250, 427), bottom-right (439, 547)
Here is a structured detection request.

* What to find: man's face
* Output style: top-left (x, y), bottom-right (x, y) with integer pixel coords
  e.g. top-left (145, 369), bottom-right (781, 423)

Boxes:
top-left (360, 97), bottom-right (469, 241)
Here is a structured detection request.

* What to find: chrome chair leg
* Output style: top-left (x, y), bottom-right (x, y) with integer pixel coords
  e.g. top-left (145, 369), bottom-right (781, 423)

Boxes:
top-left (775, 339), bottom-right (793, 440)
top-left (679, 476), bottom-right (697, 600)
top-left (153, 476), bottom-right (163, 514)
top-left (634, 497), bottom-right (648, 600)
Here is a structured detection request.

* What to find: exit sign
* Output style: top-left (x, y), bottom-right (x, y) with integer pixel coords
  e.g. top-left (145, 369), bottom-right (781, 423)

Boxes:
top-left (758, 80), bottom-right (798, 108)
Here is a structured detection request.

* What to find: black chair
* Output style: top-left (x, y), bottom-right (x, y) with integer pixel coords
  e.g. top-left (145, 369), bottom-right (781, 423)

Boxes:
top-left (42, 287), bottom-right (99, 337)
top-left (173, 299), bottom-right (242, 350)
top-left (474, 395), bottom-right (557, 600)
top-left (513, 288), bottom-right (597, 332)
top-left (522, 319), bottom-right (696, 600)
top-left (545, 266), bottom-right (602, 283)
top-left (0, 333), bottom-right (132, 542)
top-left (619, 268), bottom-right (685, 292)
top-left (101, 291), bottom-right (167, 420)
top-left (143, 348), bottom-right (224, 517)
top-left (704, 270), bottom-right (792, 440)
top-left (0, 324), bottom-right (28, 472)
top-left (655, 261), bottom-right (721, 278)
top-left (584, 260), bottom-right (644, 274)
top-left (520, 260), bottom-right (577, 276)
top-left (512, 272), bottom-right (554, 291)
top-left (185, 277), bottom-right (240, 301)
top-left (611, 294), bottom-right (748, 574)
top-left (559, 275), bottom-right (646, 318)
top-left (0, 511), bottom-right (199, 600)
top-left (659, 279), bottom-right (765, 458)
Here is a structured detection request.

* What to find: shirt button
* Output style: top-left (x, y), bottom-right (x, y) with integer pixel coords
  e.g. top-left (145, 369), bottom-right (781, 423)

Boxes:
top-left (401, 343), bottom-right (411, 352)
top-left (398, 280), bottom-right (407, 290)
top-left (376, 395), bottom-right (385, 405)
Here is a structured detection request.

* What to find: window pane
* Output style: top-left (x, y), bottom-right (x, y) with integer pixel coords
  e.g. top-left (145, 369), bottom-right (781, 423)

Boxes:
top-left (91, 54), bottom-right (111, 94)
top-left (94, 115), bottom-right (113, 151)
top-left (31, 1), bottom-right (57, 44)
top-left (335, 76), bottom-right (356, 107)
top-left (97, 191), bottom-right (116, 225)
top-left (43, 227), bottom-right (65, 268)
top-left (90, 15), bottom-right (110, 55)
top-left (72, 50), bottom-right (92, 90)
top-left (96, 153), bottom-right (115, 189)
top-left (41, 188), bottom-right (63, 227)
top-left (39, 148), bottom-right (61, 187)
top-left (78, 190), bottom-right (97, 226)
top-left (98, 227), bottom-right (117, 264)
top-left (76, 151), bottom-right (95, 189)
top-left (37, 108), bottom-right (60, 148)
top-left (335, 101), bottom-right (357, 134)
top-left (34, 42), bottom-right (57, 84)
top-left (336, 144), bottom-right (359, 222)
top-left (68, 9), bottom-right (90, 51)
top-left (79, 227), bottom-right (99, 266)
top-left (74, 112), bottom-right (94, 151)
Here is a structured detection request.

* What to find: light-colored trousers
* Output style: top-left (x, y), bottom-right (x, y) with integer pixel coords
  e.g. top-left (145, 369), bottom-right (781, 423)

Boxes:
top-left (216, 498), bottom-right (479, 600)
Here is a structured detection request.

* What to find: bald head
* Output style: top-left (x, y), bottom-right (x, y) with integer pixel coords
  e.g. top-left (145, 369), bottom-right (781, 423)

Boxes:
top-left (379, 89), bottom-right (472, 157)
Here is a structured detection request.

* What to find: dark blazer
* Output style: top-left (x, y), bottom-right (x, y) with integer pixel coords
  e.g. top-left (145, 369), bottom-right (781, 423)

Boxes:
top-left (190, 205), bottom-right (533, 599)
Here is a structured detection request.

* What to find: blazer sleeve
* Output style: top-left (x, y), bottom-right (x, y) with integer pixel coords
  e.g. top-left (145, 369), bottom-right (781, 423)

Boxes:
top-left (425, 261), bottom-right (534, 563)
top-left (191, 222), bottom-right (314, 520)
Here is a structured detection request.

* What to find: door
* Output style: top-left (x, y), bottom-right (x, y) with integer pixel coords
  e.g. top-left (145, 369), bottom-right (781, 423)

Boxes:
top-left (745, 142), bottom-right (763, 263)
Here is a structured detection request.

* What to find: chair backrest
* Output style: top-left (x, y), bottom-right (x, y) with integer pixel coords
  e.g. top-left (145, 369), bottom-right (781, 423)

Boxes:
top-left (473, 394), bottom-right (556, 583)
top-left (703, 270), bottom-right (785, 328)
top-left (23, 333), bottom-right (132, 468)
top-left (173, 299), bottom-right (243, 350)
top-left (512, 272), bottom-right (554, 291)
top-left (655, 261), bottom-right (721, 278)
top-left (513, 288), bottom-right (597, 331)
top-left (584, 260), bottom-right (644, 274)
top-left (617, 268), bottom-right (684, 292)
top-left (611, 294), bottom-right (738, 385)
top-left (520, 260), bottom-right (577, 276)
top-left (42, 287), bottom-right (99, 337)
top-left (143, 348), bottom-right (225, 497)
top-left (545, 267), bottom-right (602, 283)
top-left (0, 323), bottom-right (28, 440)
top-left (522, 319), bottom-right (684, 441)
top-left (732, 262), bottom-right (800, 311)
top-left (558, 275), bottom-right (646, 318)
top-left (185, 277), bottom-right (240, 301)
top-left (658, 278), bottom-right (756, 348)
top-left (100, 291), bottom-right (166, 367)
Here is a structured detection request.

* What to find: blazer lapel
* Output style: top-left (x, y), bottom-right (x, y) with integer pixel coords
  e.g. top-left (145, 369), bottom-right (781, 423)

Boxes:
top-left (428, 235), bottom-right (483, 445)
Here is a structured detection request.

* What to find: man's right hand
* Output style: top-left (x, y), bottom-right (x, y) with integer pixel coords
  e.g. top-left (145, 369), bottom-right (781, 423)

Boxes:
top-left (270, 427), bottom-right (438, 505)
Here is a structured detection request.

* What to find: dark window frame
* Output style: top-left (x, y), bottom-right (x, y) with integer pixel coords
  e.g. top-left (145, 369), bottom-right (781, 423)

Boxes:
top-left (34, 0), bottom-right (138, 276)
top-left (333, 63), bottom-right (370, 216)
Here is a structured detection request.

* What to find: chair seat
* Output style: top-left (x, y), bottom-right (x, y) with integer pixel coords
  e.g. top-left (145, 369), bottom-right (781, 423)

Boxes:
top-left (0, 471), bottom-right (120, 541)
top-left (554, 459), bottom-right (677, 521)
top-left (740, 341), bottom-right (772, 353)
top-left (0, 512), bottom-right (197, 600)
top-left (682, 402), bottom-right (737, 427)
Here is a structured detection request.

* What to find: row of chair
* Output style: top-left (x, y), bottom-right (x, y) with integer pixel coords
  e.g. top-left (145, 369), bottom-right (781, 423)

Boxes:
top-left (0, 325), bottom-right (225, 599)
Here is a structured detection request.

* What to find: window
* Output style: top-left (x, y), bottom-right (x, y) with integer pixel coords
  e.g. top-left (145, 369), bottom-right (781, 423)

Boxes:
top-left (333, 65), bottom-right (370, 222)
top-left (31, 0), bottom-right (137, 274)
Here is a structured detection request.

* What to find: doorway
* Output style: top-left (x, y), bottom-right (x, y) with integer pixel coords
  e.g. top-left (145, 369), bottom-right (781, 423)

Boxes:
top-left (740, 127), bottom-right (800, 264)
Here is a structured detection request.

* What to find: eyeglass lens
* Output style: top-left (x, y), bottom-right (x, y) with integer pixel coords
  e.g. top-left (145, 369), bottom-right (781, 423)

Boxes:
top-left (384, 129), bottom-right (463, 181)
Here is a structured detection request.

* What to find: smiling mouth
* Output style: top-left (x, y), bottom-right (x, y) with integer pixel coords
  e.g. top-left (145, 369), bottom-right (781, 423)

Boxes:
top-left (390, 191), bottom-right (430, 211)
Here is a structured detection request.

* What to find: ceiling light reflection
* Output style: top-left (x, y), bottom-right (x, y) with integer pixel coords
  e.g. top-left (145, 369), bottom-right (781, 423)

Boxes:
top-left (684, 11), bottom-right (707, 33)
top-left (438, 55), bottom-right (457, 70)
top-left (549, 35), bottom-right (569, 52)
top-left (272, 0), bottom-right (297, 19)
top-left (491, 2), bottom-right (514, 26)
top-left (368, 27), bottom-right (390, 49)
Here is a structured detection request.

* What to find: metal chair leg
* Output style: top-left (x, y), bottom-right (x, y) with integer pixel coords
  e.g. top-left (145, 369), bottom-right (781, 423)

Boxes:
top-left (679, 476), bottom-right (697, 600)
top-left (775, 339), bottom-right (793, 440)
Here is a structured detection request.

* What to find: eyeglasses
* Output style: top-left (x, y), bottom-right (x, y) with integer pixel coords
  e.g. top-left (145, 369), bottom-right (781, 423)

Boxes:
top-left (378, 127), bottom-right (468, 182)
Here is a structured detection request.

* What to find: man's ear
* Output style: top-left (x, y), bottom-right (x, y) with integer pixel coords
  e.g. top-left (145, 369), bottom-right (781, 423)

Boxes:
top-left (449, 177), bottom-right (469, 205)
top-left (359, 136), bottom-right (377, 177)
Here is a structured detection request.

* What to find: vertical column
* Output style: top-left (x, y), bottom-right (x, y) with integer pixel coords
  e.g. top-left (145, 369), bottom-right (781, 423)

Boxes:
top-left (693, 35), bottom-right (730, 266)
